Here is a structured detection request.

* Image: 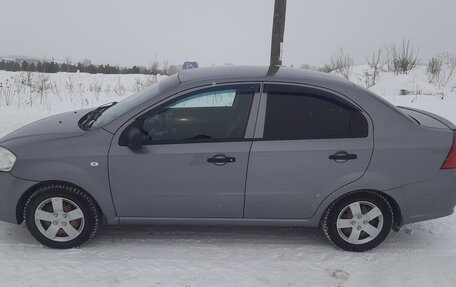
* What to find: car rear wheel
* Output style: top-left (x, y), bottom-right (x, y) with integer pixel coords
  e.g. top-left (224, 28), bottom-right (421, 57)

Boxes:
top-left (322, 191), bottom-right (393, 252)
top-left (24, 184), bottom-right (100, 249)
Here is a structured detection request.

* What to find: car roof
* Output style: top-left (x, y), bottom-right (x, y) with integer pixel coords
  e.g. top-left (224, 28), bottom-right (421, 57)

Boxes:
top-left (177, 65), bottom-right (353, 86)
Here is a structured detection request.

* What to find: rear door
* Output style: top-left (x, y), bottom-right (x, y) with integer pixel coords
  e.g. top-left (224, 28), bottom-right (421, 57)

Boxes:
top-left (244, 84), bottom-right (374, 219)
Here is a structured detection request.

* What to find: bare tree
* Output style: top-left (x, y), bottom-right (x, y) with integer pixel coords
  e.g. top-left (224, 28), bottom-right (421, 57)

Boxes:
top-left (427, 57), bottom-right (443, 84)
top-left (364, 49), bottom-right (382, 87)
top-left (386, 39), bottom-right (419, 74)
top-left (27, 73), bottom-right (51, 106)
top-left (427, 53), bottom-right (456, 88)
top-left (318, 64), bottom-right (333, 73)
top-left (149, 61), bottom-right (160, 75)
top-left (161, 60), bottom-right (169, 75)
top-left (443, 55), bottom-right (456, 86)
top-left (328, 48), bottom-right (353, 79)
top-left (113, 75), bottom-right (126, 97)
top-left (18, 71), bottom-right (36, 106)
top-left (0, 79), bottom-right (13, 107)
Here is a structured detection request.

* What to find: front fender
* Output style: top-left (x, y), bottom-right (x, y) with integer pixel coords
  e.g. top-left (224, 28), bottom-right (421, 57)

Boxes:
top-left (13, 161), bottom-right (118, 224)
top-left (6, 129), bottom-right (118, 224)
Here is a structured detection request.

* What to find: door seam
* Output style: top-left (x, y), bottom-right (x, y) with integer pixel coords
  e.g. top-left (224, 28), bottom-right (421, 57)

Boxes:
top-left (242, 83), bottom-right (264, 218)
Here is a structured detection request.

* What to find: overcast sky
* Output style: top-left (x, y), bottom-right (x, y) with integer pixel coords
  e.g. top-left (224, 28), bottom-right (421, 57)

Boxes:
top-left (1, 0), bottom-right (455, 67)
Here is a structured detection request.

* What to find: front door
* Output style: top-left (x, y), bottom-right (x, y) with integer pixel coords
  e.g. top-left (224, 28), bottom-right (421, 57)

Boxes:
top-left (245, 84), bottom-right (374, 219)
top-left (109, 84), bottom-right (259, 218)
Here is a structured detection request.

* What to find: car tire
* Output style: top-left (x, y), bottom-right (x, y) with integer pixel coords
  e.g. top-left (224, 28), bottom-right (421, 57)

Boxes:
top-left (322, 191), bottom-right (393, 252)
top-left (24, 183), bottom-right (100, 249)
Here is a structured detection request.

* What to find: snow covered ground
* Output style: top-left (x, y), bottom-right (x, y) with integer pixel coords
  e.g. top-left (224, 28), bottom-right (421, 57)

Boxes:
top-left (0, 217), bottom-right (455, 287)
top-left (0, 68), bottom-right (456, 286)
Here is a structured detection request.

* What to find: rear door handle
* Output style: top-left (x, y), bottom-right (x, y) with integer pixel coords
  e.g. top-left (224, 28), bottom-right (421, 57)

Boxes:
top-left (329, 151), bottom-right (357, 162)
top-left (207, 154), bottom-right (236, 165)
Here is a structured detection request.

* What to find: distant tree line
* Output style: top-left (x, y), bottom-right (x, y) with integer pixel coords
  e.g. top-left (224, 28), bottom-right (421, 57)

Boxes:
top-left (0, 59), bottom-right (178, 75)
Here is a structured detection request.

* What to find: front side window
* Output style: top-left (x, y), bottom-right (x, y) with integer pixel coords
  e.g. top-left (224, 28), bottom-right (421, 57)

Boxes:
top-left (170, 90), bottom-right (237, 108)
top-left (263, 85), bottom-right (368, 140)
top-left (130, 84), bottom-right (258, 144)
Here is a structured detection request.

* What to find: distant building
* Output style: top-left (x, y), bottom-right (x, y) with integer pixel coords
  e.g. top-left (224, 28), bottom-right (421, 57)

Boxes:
top-left (0, 57), bottom-right (15, 63)
top-left (182, 62), bottom-right (199, 70)
top-left (14, 57), bottom-right (42, 64)
top-left (0, 56), bottom-right (41, 64)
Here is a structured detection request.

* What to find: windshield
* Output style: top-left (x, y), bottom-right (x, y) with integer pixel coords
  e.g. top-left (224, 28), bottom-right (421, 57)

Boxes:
top-left (91, 74), bottom-right (180, 128)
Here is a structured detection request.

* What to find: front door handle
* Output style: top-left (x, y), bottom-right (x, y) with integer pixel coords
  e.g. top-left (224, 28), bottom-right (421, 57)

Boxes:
top-left (207, 154), bottom-right (236, 165)
top-left (329, 151), bottom-right (357, 162)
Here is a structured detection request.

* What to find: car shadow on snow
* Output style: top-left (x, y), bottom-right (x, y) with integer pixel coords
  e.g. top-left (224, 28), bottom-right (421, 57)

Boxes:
top-left (94, 225), bottom-right (329, 247)
top-left (0, 222), bottom-right (329, 248)
top-left (1, 216), bottom-right (454, 253)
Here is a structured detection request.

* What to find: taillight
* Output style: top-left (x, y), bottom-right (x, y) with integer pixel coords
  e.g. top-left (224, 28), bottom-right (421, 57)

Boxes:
top-left (442, 132), bottom-right (456, 169)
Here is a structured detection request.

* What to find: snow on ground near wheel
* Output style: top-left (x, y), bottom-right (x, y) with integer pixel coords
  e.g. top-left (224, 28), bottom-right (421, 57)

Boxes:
top-left (0, 218), bottom-right (455, 287)
top-left (0, 68), bottom-right (456, 286)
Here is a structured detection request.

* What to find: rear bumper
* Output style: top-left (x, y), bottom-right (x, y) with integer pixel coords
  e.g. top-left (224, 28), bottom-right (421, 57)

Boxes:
top-left (0, 172), bottom-right (37, 224)
top-left (385, 169), bottom-right (456, 225)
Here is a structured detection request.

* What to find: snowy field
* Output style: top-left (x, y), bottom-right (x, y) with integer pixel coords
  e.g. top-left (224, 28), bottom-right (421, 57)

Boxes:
top-left (0, 68), bottom-right (456, 286)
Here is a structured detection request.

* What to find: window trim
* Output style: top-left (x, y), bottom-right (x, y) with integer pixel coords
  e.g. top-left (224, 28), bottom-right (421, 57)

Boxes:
top-left (254, 83), bottom-right (371, 141)
top-left (118, 83), bottom-right (261, 146)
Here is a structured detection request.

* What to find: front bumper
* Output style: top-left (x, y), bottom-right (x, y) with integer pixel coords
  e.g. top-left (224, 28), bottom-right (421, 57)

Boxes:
top-left (0, 172), bottom-right (37, 224)
top-left (385, 169), bottom-right (456, 225)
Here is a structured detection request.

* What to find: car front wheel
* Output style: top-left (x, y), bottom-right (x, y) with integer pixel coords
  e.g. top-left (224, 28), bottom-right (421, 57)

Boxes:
top-left (24, 184), bottom-right (100, 249)
top-left (322, 191), bottom-right (393, 252)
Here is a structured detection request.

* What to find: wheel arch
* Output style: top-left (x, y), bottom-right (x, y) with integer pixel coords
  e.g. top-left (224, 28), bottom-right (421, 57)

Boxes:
top-left (319, 189), bottom-right (403, 231)
top-left (16, 180), bottom-right (106, 224)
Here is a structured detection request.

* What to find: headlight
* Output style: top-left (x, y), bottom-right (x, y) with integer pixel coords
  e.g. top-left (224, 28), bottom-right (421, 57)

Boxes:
top-left (0, 147), bottom-right (16, 172)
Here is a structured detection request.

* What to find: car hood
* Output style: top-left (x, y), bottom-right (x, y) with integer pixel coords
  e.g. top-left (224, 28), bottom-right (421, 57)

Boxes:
top-left (0, 109), bottom-right (91, 146)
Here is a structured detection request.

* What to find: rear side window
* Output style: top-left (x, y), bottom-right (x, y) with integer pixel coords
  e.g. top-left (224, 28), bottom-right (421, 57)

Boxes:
top-left (263, 85), bottom-right (368, 140)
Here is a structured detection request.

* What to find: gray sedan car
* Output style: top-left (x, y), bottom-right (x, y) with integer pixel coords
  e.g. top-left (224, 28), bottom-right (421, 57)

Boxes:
top-left (1, 66), bottom-right (456, 251)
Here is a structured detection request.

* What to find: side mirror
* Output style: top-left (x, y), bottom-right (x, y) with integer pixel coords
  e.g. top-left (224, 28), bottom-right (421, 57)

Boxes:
top-left (125, 126), bottom-right (144, 150)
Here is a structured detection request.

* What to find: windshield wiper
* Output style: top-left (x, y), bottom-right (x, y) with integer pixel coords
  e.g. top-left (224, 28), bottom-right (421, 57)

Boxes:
top-left (79, 102), bottom-right (117, 130)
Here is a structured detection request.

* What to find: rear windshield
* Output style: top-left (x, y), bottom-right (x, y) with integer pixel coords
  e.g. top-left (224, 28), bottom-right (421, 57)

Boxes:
top-left (91, 75), bottom-right (180, 128)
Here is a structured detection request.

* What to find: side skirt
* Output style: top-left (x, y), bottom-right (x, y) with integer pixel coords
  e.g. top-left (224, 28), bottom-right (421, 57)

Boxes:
top-left (117, 217), bottom-right (317, 227)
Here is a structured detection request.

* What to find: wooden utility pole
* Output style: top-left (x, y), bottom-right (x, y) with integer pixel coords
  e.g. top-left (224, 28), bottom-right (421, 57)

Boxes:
top-left (270, 0), bottom-right (287, 67)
